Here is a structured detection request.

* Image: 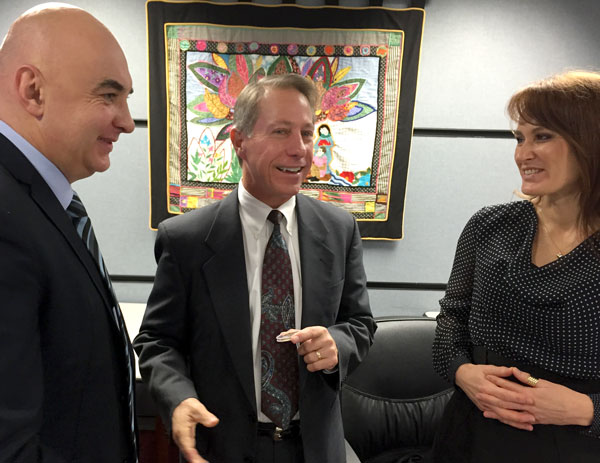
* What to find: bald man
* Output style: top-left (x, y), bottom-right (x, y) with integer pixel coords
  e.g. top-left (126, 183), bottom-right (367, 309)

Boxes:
top-left (0, 4), bottom-right (137, 462)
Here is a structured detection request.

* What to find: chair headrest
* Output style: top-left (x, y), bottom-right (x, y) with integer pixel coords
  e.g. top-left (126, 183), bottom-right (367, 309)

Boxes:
top-left (344, 317), bottom-right (451, 399)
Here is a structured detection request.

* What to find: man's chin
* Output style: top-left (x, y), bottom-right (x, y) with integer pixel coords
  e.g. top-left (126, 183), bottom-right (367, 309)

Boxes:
top-left (86, 157), bottom-right (111, 178)
top-left (95, 160), bottom-right (111, 174)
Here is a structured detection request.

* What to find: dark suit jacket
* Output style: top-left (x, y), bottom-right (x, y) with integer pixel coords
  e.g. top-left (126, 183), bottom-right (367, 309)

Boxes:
top-left (134, 189), bottom-right (376, 463)
top-left (0, 135), bottom-right (136, 462)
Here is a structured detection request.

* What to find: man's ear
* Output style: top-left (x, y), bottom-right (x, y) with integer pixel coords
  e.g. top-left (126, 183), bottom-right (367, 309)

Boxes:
top-left (15, 65), bottom-right (44, 118)
top-left (230, 127), bottom-right (246, 161)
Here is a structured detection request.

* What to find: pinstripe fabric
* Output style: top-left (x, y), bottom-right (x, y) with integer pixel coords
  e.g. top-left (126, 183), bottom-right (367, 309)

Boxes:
top-left (66, 192), bottom-right (138, 461)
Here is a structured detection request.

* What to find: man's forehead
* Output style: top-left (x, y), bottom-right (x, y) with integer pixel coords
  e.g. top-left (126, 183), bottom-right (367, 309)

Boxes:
top-left (266, 118), bottom-right (313, 127)
top-left (262, 86), bottom-right (309, 102)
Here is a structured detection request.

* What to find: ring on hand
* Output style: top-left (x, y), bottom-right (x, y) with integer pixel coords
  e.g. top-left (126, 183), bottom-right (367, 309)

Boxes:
top-left (316, 351), bottom-right (322, 360)
top-left (527, 376), bottom-right (539, 387)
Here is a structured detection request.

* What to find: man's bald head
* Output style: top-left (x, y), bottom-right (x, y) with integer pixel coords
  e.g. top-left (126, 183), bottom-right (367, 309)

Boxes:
top-left (1, 4), bottom-right (100, 73)
top-left (0, 3), bottom-right (134, 182)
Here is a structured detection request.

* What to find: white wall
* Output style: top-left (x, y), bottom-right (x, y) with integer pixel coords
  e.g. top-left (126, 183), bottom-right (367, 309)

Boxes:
top-left (2, 0), bottom-right (598, 315)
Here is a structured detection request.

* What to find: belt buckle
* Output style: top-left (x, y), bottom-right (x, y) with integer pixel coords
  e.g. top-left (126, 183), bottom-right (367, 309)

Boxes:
top-left (273, 426), bottom-right (284, 441)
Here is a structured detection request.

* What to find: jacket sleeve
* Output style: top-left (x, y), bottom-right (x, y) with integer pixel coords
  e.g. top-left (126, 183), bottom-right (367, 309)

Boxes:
top-left (0, 208), bottom-right (67, 463)
top-left (133, 222), bottom-right (199, 433)
top-left (327, 218), bottom-right (377, 389)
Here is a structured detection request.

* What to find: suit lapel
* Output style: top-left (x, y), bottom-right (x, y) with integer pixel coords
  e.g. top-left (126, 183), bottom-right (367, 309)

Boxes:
top-left (0, 135), bottom-right (114, 316)
top-left (296, 194), bottom-right (336, 390)
top-left (203, 190), bottom-right (256, 412)
top-left (32, 183), bottom-right (115, 310)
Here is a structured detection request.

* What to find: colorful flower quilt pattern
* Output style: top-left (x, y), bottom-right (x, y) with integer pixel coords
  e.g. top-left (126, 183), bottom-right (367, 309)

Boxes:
top-left (148, 1), bottom-right (424, 238)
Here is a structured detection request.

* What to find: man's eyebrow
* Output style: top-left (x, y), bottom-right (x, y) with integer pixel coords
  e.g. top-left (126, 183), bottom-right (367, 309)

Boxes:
top-left (95, 79), bottom-right (134, 95)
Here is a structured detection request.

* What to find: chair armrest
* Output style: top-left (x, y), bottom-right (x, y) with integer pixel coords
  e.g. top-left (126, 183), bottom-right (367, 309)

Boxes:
top-left (346, 438), bottom-right (361, 463)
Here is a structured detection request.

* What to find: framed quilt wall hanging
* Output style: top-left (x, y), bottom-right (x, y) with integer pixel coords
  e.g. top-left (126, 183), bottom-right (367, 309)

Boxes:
top-left (147, 0), bottom-right (425, 239)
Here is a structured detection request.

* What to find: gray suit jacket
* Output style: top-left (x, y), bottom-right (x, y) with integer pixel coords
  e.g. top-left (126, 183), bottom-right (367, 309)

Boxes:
top-left (134, 188), bottom-right (375, 463)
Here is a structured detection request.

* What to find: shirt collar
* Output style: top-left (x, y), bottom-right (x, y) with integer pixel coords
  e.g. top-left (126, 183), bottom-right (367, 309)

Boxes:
top-left (0, 120), bottom-right (73, 209)
top-left (238, 182), bottom-right (297, 238)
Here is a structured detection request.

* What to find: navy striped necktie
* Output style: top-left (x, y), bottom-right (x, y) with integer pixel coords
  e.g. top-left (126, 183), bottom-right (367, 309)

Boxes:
top-left (66, 192), bottom-right (138, 461)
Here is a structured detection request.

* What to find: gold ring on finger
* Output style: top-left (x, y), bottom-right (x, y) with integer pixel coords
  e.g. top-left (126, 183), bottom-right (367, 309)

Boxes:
top-left (527, 376), bottom-right (539, 387)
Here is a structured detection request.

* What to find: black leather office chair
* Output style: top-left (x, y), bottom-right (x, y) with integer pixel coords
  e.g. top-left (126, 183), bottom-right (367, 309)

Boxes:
top-left (342, 317), bottom-right (453, 463)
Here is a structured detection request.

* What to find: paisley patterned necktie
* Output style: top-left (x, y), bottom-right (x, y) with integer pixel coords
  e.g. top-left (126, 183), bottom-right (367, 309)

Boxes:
top-left (260, 210), bottom-right (299, 429)
top-left (66, 193), bottom-right (138, 461)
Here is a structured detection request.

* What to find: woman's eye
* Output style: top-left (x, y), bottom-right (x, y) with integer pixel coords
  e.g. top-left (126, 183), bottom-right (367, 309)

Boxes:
top-left (536, 133), bottom-right (552, 141)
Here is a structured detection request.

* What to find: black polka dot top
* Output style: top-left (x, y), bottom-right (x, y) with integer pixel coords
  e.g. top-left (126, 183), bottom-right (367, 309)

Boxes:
top-left (433, 200), bottom-right (600, 435)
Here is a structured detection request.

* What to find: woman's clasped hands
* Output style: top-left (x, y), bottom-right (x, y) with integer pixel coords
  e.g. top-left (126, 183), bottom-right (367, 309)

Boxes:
top-left (455, 364), bottom-right (594, 431)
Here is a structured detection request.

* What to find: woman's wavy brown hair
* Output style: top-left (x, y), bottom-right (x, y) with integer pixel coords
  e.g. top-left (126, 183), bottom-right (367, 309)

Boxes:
top-left (507, 70), bottom-right (600, 235)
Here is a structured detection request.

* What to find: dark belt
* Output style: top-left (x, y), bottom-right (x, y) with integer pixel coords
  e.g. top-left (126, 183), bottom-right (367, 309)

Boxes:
top-left (257, 421), bottom-right (301, 441)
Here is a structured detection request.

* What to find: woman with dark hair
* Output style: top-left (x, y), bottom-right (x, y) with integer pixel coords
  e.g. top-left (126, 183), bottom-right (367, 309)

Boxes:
top-left (432, 71), bottom-right (600, 462)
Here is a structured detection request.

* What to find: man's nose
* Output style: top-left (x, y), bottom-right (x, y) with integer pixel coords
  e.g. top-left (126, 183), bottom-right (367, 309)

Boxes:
top-left (285, 131), bottom-right (306, 155)
top-left (115, 101), bottom-right (135, 134)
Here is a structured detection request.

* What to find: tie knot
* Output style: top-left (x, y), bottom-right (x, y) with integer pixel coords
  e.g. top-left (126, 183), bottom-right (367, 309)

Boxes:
top-left (66, 193), bottom-right (88, 219)
top-left (267, 210), bottom-right (283, 225)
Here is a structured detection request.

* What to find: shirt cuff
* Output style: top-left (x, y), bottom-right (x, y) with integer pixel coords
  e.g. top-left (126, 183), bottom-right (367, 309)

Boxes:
top-left (448, 355), bottom-right (472, 384)
top-left (583, 393), bottom-right (600, 437)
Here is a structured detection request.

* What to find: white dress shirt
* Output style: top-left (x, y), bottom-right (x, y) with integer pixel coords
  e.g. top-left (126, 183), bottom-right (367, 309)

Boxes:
top-left (237, 182), bottom-right (302, 423)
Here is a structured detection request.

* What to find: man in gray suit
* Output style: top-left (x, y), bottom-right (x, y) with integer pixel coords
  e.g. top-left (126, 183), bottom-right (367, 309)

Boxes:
top-left (134, 73), bottom-right (375, 463)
